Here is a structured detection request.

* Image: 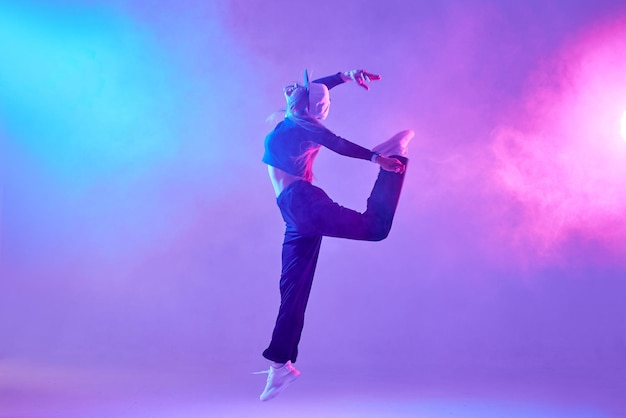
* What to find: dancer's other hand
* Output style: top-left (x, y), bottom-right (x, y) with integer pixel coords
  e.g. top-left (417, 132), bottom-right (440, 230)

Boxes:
top-left (376, 155), bottom-right (405, 174)
top-left (342, 69), bottom-right (382, 90)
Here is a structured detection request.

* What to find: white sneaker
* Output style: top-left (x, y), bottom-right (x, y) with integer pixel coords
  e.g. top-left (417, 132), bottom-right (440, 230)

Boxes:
top-left (255, 361), bottom-right (301, 401)
top-left (372, 130), bottom-right (414, 157)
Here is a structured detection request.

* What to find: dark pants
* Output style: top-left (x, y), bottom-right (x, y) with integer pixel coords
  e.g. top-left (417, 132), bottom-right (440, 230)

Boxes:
top-left (263, 157), bottom-right (408, 363)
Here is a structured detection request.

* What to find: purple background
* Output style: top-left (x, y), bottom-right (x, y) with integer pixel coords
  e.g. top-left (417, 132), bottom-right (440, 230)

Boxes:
top-left (1, 1), bottom-right (625, 416)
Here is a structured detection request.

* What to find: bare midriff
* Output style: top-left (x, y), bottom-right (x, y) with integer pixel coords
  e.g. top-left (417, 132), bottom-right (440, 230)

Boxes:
top-left (268, 165), bottom-right (306, 197)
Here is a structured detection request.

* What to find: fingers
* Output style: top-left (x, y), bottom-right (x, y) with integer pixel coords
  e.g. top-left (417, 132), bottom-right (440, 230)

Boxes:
top-left (357, 71), bottom-right (370, 89)
top-left (357, 80), bottom-right (370, 90)
top-left (382, 164), bottom-right (404, 174)
top-left (363, 71), bottom-right (382, 81)
top-left (391, 158), bottom-right (405, 174)
top-left (350, 69), bottom-right (382, 90)
top-left (391, 161), bottom-right (405, 174)
top-left (379, 157), bottom-right (405, 173)
top-left (351, 70), bottom-right (368, 90)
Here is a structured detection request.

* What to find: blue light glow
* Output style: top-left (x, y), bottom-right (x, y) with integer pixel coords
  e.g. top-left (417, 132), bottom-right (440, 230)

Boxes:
top-left (0, 3), bottom-right (178, 183)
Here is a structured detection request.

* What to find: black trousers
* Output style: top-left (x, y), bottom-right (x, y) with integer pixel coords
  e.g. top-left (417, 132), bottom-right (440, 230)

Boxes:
top-left (263, 157), bottom-right (408, 363)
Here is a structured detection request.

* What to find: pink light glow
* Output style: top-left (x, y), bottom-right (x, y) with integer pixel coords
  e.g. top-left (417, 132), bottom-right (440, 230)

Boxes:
top-left (621, 110), bottom-right (626, 140)
top-left (492, 18), bottom-right (626, 259)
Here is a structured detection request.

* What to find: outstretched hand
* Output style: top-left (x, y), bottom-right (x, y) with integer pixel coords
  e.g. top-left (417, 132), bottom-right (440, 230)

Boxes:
top-left (343, 69), bottom-right (382, 90)
top-left (376, 155), bottom-right (406, 174)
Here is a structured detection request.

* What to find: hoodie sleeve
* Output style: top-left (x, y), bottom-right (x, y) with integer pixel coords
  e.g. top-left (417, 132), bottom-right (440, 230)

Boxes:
top-left (311, 72), bottom-right (346, 90)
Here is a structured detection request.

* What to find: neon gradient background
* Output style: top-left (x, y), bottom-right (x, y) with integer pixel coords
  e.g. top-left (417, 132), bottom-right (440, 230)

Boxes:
top-left (1, 1), bottom-right (625, 417)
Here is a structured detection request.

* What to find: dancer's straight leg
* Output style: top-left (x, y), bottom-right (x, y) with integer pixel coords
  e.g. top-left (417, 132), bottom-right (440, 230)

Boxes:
top-left (263, 233), bottom-right (322, 363)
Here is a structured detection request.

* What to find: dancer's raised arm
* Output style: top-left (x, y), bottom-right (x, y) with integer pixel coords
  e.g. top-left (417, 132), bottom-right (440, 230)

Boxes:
top-left (312, 69), bottom-right (382, 91)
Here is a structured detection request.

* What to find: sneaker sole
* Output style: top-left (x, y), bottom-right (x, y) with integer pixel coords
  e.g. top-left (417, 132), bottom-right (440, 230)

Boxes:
top-left (260, 372), bottom-right (300, 402)
top-left (372, 130), bottom-right (415, 156)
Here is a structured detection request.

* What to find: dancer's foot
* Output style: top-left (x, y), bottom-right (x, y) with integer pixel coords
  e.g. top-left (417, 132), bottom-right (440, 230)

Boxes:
top-left (372, 130), bottom-right (414, 157)
top-left (256, 361), bottom-right (301, 401)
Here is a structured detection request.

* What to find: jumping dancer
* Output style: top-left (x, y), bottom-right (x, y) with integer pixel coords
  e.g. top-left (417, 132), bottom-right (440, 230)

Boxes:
top-left (258, 69), bottom-right (413, 401)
